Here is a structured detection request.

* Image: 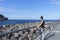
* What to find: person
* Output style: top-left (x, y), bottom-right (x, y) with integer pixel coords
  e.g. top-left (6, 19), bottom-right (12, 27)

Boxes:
top-left (36, 16), bottom-right (45, 40)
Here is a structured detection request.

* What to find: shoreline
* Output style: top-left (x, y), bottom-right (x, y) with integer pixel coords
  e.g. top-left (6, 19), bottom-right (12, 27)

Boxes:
top-left (0, 22), bottom-right (58, 32)
top-left (0, 22), bottom-right (59, 40)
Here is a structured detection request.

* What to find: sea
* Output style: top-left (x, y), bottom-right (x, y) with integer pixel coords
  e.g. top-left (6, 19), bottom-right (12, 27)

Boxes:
top-left (0, 20), bottom-right (60, 26)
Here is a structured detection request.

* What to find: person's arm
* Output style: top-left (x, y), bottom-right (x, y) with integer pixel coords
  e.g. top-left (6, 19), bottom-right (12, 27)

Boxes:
top-left (39, 21), bottom-right (43, 28)
top-left (36, 21), bottom-right (43, 29)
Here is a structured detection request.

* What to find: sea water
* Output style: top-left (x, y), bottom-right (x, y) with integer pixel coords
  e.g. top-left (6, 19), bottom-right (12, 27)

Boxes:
top-left (0, 20), bottom-right (60, 26)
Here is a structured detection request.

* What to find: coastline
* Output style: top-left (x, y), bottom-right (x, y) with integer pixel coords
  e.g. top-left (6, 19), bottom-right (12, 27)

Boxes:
top-left (0, 21), bottom-right (59, 40)
top-left (0, 21), bottom-right (58, 33)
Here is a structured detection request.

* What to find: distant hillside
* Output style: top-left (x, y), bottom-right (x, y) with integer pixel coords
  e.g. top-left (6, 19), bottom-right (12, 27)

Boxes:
top-left (0, 14), bottom-right (8, 21)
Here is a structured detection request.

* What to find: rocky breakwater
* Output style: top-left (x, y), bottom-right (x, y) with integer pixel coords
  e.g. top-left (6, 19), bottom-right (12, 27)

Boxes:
top-left (0, 22), bottom-right (58, 40)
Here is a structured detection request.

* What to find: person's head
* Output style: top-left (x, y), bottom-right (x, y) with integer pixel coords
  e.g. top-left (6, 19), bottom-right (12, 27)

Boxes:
top-left (40, 16), bottom-right (43, 20)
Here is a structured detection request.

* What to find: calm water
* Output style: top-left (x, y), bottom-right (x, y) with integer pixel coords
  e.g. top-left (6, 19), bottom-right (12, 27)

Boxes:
top-left (0, 20), bottom-right (60, 26)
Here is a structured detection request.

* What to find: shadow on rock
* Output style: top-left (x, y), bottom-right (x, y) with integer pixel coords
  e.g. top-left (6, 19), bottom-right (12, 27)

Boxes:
top-left (45, 33), bottom-right (55, 40)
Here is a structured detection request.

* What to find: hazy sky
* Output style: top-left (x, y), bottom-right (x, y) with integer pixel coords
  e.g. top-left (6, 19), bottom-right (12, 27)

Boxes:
top-left (0, 0), bottom-right (60, 20)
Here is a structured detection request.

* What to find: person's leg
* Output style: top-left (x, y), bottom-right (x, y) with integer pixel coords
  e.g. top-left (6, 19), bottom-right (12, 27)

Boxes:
top-left (41, 28), bottom-right (45, 40)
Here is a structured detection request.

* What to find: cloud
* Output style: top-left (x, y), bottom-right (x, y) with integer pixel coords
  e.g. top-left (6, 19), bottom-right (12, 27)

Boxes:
top-left (50, 0), bottom-right (56, 1)
top-left (0, 7), bottom-right (32, 14)
top-left (0, 0), bottom-right (4, 2)
top-left (49, 0), bottom-right (60, 5)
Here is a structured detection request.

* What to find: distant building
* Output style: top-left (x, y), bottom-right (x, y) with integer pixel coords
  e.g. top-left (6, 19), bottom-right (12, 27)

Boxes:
top-left (0, 14), bottom-right (8, 21)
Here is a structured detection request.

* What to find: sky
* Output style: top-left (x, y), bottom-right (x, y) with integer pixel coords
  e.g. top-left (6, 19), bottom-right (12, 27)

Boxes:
top-left (0, 0), bottom-right (60, 20)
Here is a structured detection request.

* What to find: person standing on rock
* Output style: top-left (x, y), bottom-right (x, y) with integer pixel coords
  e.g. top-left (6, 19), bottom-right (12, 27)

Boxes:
top-left (36, 16), bottom-right (45, 40)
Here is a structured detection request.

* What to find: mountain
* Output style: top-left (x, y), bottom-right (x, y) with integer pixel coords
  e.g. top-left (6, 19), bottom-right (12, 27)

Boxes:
top-left (0, 14), bottom-right (8, 21)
